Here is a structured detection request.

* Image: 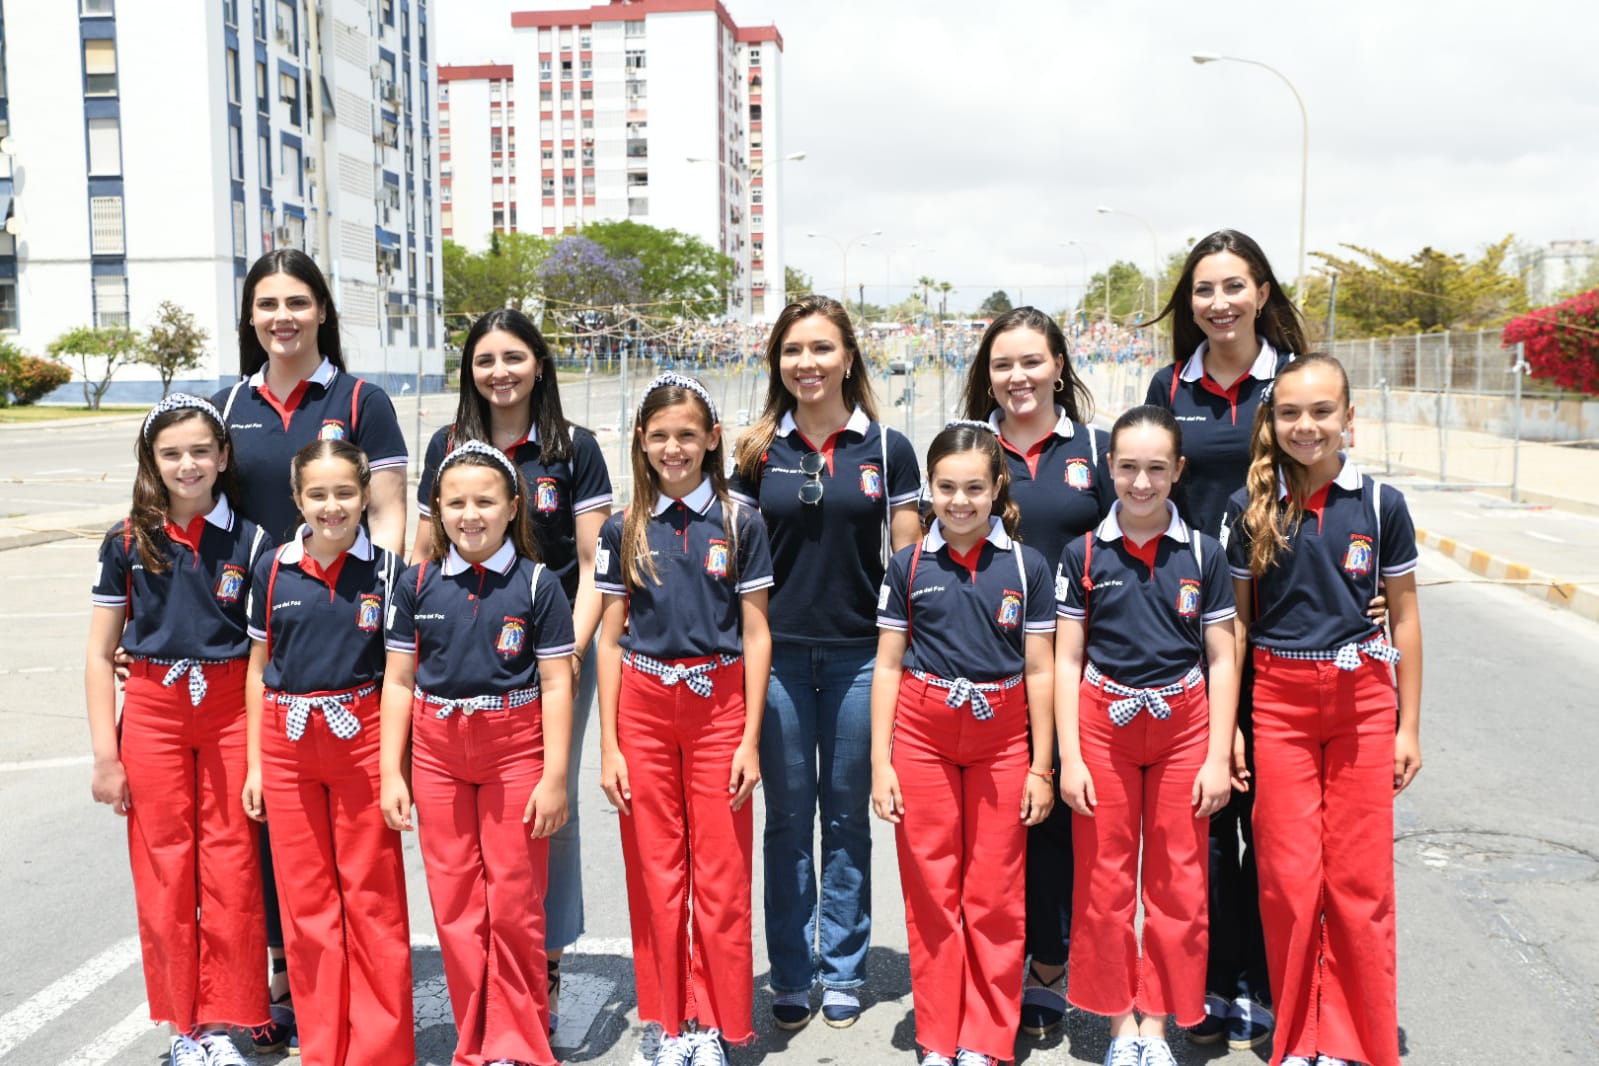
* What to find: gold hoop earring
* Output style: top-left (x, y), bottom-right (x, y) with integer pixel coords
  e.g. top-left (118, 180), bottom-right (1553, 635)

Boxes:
top-left (1054, 378), bottom-right (1065, 393)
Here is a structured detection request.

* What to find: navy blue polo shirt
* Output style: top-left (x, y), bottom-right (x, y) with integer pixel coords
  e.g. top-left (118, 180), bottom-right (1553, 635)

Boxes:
top-left (1223, 459), bottom-right (1417, 651)
top-left (878, 519), bottom-right (1055, 681)
top-left (595, 478), bottom-right (774, 659)
top-left (386, 541), bottom-right (575, 700)
top-left (729, 407), bottom-right (920, 645)
top-left (1056, 502), bottom-right (1235, 688)
top-left (418, 423), bottom-right (612, 604)
top-left (214, 358), bottom-right (408, 543)
top-left (91, 494), bottom-right (272, 661)
top-left (1145, 341), bottom-right (1291, 539)
top-left (247, 527), bottom-right (400, 693)
top-left (991, 406), bottom-right (1114, 569)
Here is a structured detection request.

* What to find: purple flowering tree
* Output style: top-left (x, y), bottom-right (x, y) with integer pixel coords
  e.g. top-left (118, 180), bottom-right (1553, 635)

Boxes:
top-left (537, 235), bottom-right (644, 313)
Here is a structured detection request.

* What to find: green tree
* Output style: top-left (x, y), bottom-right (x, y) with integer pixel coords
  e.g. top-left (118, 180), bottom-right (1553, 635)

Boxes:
top-left (977, 290), bottom-right (1013, 317)
top-left (47, 326), bottom-right (142, 409)
top-left (785, 265), bottom-right (814, 302)
top-left (138, 301), bottom-right (209, 397)
top-left (580, 220), bottom-right (732, 318)
top-left (442, 232), bottom-right (552, 327)
top-left (1078, 261), bottom-right (1151, 323)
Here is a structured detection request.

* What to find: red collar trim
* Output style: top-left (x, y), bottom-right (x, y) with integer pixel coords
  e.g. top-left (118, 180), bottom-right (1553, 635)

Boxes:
top-left (256, 378), bottom-right (313, 430)
top-left (796, 428), bottom-right (845, 475)
top-left (947, 541), bottom-right (984, 578)
top-left (163, 514), bottom-right (208, 555)
top-left (1300, 481), bottom-right (1333, 532)
top-left (298, 551), bottom-right (349, 591)
top-left (1197, 372), bottom-right (1245, 424)
top-left (998, 432), bottom-right (1050, 479)
top-left (1123, 533), bottom-right (1160, 576)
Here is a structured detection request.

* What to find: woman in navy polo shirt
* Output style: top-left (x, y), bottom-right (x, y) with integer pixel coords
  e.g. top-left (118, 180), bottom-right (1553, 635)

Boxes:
top-left (1144, 230), bottom-right (1303, 1049)
top-left (213, 248), bottom-right (409, 1051)
top-left (413, 308), bottom-right (612, 1026)
top-left (730, 295), bottom-right (921, 1030)
top-left (960, 307), bottom-right (1112, 1037)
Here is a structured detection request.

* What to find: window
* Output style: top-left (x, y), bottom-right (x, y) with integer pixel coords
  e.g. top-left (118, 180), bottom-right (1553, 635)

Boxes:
top-left (439, 133), bottom-right (450, 155)
top-left (582, 146), bottom-right (594, 167)
top-left (259, 135), bottom-right (269, 183)
top-left (628, 198), bottom-right (648, 217)
top-left (261, 207), bottom-right (274, 251)
top-left (753, 239), bottom-right (763, 258)
top-left (491, 159), bottom-right (504, 177)
top-left (491, 132), bottom-right (503, 152)
top-left (560, 88), bottom-right (572, 105)
top-left (226, 48), bottom-right (240, 104)
top-left (0, 280), bottom-right (17, 332)
top-left (582, 174), bottom-right (594, 196)
top-left (441, 206), bottom-right (453, 230)
top-left (561, 59), bottom-right (572, 77)
top-left (493, 208), bottom-right (505, 229)
top-left (232, 200), bottom-right (246, 257)
top-left (580, 59), bottom-right (592, 79)
top-left (280, 140), bottom-right (300, 181)
top-left (490, 81), bottom-right (502, 101)
top-left (540, 88), bottom-right (551, 106)
top-left (276, 0), bottom-right (295, 46)
top-left (580, 87), bottom-right (592, 105)
top-left (559, 28), bottom-right (572, 50)
top-left (229, 125), bottom-right (243, 180)
top-left (562, 175), bottom-right (575, 196)
top-left (439, 83), bottom-right (449, 102)
top-left (279, 70), bottom-right (300, 124)
top-left (90, 196), bottom-right (125, 254)
top-left (87, 117), bottom-right (121, 176)
top-left (750, 129), bottom-right (763, 148)
top-left (84, 39), bottom-right (118, 96)
top-left (750, 104), bottom-right (761, 122)
top-left (93, 275), bottom-right (129, 327)
top-left (539, 59), bottom-right (551, 81)
top-left (223, 0), bottom-right (237, 26)
top-left (541, 177), bottom-right (554, 196)
top-left (539, 118), bottom-right (553, 139)
top-left (381, 117), bottom-right (398, 148)
top-left (81, 0), bottom-right (114, 13)
top-left (440, 183), bottom-right (451, 203)
top-left (256, 60), bottom-right (269, 112)
top-left (579, 29), bottom-right (592, 49)
top-left (561, 147), bottom-right (574, 162)
top-left (541, 147), bottom-right (553, 163)
top-left (749, 47), bottom-right (760, 66)
top-left (625, 50), bottom-right (645, 71)
top-left (560, 118), bottom-right (573, 139)
top-left (624, 19), bottom-right (644, 37)
top-left (751, 185), bottom-right (763, 205)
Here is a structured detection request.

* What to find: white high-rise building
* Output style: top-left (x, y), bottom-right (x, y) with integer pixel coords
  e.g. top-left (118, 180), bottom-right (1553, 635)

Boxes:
top-left (440, 0), bottom-right (786, 321)
top-left (0, 0), bottom-right (443, 401)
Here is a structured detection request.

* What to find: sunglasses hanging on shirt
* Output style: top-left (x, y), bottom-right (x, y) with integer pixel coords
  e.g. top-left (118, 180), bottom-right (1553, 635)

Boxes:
top-left (798, 450), bottom-right (826, 506)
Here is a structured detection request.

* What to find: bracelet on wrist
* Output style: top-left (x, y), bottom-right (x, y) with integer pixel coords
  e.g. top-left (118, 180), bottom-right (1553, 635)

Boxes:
top-left (1028, 767), bottom-right (1056, 779)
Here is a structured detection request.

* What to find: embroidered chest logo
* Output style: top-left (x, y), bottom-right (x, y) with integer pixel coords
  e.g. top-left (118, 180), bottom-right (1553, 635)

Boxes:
top-left (996, 589), bottom-right (1023, 629)
top-left (859, 464), bottom-right (883, 500)
top-left (535, 477), bottom-right (560, 513)
top-left (357, 593), bottom-right (382, 632)
top-left (496, 616), bottom-right (527, 658)
top-left (1176, 578), bottom-right (1201, 619)
top-left (1342, 534), bottom-right (1373, 577)
top-left (1064, 457), bottom-right (1093, 490)
top-left (319, 419), bottom-right (348, 441)
top-left (215, 564), bottom-right (246, 604)
top-left (705, 538), bottom-right (730, 577)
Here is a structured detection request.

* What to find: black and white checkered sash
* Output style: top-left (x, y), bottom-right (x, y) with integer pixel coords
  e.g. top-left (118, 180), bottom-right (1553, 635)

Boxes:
top-left (907, 669), bottom-right (1024, 721)
top-left (415, 684), bottom-right (541, 720)
top-left (1268, 636), bottom-right (1401, 672)
top-left (148, 657), bottom-right (233, 708)
top-left (623, 651), bottom-right (742, 698)
top-left (276, 683), bottom-right (378, 741)
top-left (1084, 661), bottom-right (1205, 727)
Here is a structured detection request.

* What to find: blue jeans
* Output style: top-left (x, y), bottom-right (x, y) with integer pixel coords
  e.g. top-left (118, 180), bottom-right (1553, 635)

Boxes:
top-left (545, 638), bottom-right (597, 952)
top-left (759, 640), bottom-right (875, 993)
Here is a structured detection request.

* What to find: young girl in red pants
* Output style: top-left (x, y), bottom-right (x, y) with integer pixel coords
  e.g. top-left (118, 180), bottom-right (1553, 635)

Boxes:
top-left (1054, 405), bottom-right (1241, 1066)
top-left (871, 421), bottom-right (1057, 1066)
top-left (1225, 354), bottom-right (1423, 1066)
top-left (381, 440), bottom-right (575, 1066)
top-left (241, 438), bottom-right (413, 1065)
top-left (85, 395), bottom-right (273, 1066)
top-left (596, 373), bottom-right (772, 1066)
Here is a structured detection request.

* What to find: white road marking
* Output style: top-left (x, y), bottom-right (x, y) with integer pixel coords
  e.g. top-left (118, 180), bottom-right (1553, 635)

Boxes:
top-left (58, 1001), bottom-right (153, 1066)
top-left (0, 611), bottom-right (87, 619)
top-left (0, 937), bottom-right (142, 1057)
top-left (0, 754), bottom-right (93, 773)
top-left (1523, 530), bottom-right (1565, 543)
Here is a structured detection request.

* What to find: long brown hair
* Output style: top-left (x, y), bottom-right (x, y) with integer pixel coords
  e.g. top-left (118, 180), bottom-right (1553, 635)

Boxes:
top-left (734, 295), bottom-right (880, 480)
top-left (289, 438), bottom-right (371, 500)
top-left (236, 249), bottom-right (345, 377)
top-left (451, 308), bottom-right (576, 464)
top-left (1149, 229), bottom-right (1307, 363)
top-left (1240, 353), bottom-right (1351, 575)
top-left (961, 306), bottom-right (1094, 425)
top-left (622, 382), bottom-right (738, 592)
top-left (425, 448), bottom-right (539, 563)
top-left (923, 423), bottom-right (1021, 539)
top-left (128, 407), bottom-right (239, 575)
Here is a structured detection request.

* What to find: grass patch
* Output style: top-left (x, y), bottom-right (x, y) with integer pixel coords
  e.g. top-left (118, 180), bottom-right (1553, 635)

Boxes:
top-left (0, 405), bottom-right (145, 424)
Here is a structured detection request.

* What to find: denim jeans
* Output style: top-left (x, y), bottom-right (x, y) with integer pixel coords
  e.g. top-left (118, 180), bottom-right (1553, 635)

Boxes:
top-left (545, 638), bottom-right (597, 952)
top-left (759, 640), bottom-right (875, 993)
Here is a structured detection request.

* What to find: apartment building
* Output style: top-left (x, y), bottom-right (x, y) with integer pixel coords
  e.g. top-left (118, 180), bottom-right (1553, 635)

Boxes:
top-left (0, 0), bottom-right (443, 400)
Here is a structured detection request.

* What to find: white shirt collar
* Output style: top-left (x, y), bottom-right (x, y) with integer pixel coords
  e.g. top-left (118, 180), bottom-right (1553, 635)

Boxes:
top-left (923, 515), bottom-right (1014, 553)
top-left (778, 405), bottom-right (872, 440)
top-left (1276, 455), bottom-right (1362, 499)
top-left (248, 356), bottom-right (338, 390)
top-left (191, 493), bottom-right (234, 531)
top-left (989, 404), bottom-right (1076, 441)
top-left (1178, 339), bottom-right (1280, 383)
top-left (442, 539), bottom-right (517, 576)
top-left (651, 476), bottom-right (716, 516)
top-left (277, 524), bottom-right (375, 566)
top-left (1093, 500), bottom-right (1190, 544)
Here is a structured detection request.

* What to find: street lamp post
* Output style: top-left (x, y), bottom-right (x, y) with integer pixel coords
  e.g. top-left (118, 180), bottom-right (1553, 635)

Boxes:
top-left (1192, 53), bottom-right (1308, 294)
top-left (807, 229), bottom-right (883, 315)
top-left (1095, 206), bottom-right (1160, 319)
top-left (687, 150), bottom-right (806, 321)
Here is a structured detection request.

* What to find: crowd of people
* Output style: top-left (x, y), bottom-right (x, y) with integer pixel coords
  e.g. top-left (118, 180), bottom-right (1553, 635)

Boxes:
top-left (84, 231), bottom-right (1423, 1066)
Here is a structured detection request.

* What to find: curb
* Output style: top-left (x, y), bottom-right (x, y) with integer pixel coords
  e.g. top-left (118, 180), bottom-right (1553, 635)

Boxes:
top-left (1415, 527), bottom-right (1599, 623)
top-left (0, 508), bottom-right (126, 553)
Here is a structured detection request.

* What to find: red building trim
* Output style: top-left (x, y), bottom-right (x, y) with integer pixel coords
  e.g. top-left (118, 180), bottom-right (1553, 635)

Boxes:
top-left (440, 64), bottom-right (515, 81)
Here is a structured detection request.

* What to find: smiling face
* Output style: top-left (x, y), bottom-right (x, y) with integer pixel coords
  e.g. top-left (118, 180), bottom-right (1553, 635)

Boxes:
top-left (928, 448), bottom-right (997, 543)
top-left (1110, 422), bottom-right (1184, 526)
top-left (1190, 251), bottom-right (1268, 349)
top-left (293, 455), bottom-right (367, 551)
top-left (987, 327), bottom-right (1063, 424)
top-left (152, 417), bottom-right (228, 517)
top-left (640, 399), bottom-right (720, 499)
top-left (437, 463), bottom-right (518, 563)
top-left (1271, 363), bottom-right (1352, 481)
top-left (251, 272), bottom-right (325, 365)
top-left (470, 328), bottom-right (539, 415)
top-left (778, 314), bottom-right (852, 411)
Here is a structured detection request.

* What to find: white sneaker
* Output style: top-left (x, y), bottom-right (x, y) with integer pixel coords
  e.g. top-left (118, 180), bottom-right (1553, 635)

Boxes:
top-left (1104, 1036), bottom-right (1143, 1066)
top-left (168, 1034), bottom-right (208, 1066)
top-left (1139, 1037), bottom-right (1177, 1066)
top-left (955, 1050), bottom-right (995, 1066)
top-left (197, 1031), bottom-right (247, 1066)
top-left (653, 1033), bottom-right (695, 1066)
top-left (920, 1053), bottom-right (954, 1066)
top-left (689, 1028), bottom-right (728, 1066)
top-left (1316, 1057), bottom-right (1352, 1066)
top-left (1281, 1058), bottom-right (1314, 1066)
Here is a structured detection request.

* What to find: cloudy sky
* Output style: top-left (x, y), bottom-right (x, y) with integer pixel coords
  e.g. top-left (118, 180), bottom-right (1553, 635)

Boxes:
top-left (438, 0), bottom-right (1599, 311)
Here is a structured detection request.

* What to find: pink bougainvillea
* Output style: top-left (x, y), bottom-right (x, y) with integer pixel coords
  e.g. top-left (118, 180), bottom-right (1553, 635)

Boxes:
top-left (1503, 288), bottom-right (1599, 395)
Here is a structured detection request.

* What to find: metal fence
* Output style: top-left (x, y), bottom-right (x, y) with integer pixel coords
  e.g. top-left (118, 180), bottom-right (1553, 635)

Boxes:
top-left (1329, 329), bottom-right (1525, 396)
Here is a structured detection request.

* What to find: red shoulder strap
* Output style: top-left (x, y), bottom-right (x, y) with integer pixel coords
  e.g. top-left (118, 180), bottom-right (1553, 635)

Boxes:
top-left (123, 524), bottom-right (134, 622)
top-left (264, 549), bottom-right (284, 663)
top-left (415, 558), bottom-right (428, 593)
top-left (1169, 362), bottom-right (1182, 404)
top-left (904, 541), bottom-right (923, 643)
top-left (1080, 532), bottom-right (1095, 622)
top-left (350, 378), bottom-right (363, 432)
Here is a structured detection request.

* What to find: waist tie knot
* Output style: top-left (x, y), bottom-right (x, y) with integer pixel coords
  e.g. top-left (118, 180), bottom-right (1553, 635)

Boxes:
top-left (278, 684), bottom-right (377, 740)
top-left (1266, 636), bottom-right (1402, 671)
top-left (907, 669), bottom-right (1024, 721)
top-left (415, 684), bottom-right (541, 720)
top-left (624, 651), bottom-right (742, 698)
top-left (1085, 662), bottom-right (1205, 727)
top-left (159, 659), bottom-right (210, 707)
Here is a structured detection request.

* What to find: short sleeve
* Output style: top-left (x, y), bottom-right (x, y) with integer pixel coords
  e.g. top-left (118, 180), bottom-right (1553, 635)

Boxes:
top-left (416, 426), bottom-right (450, 515)
top-left (1056, 536), bottom-right (1089, 620)
top-left (593, 513), bottom-right (626, 595)
top-left (1376, 483), bottom-right (1419, 578)
top-left (354, 381), bottom-right (409, 470)
top-left (1144, 367), bottom-right (1174, 409)
top-left (569, 430), bottom-right (614, 515)
top-left (727, 457), bottom-right (760, 508)
top-left (91, 523), bottom-right (131, 609)
top-left (1090, 427), bottom-right (1116, 519)
top-left (1198, 534), bottom-right (1237, 624)
top-left (531, 566), bottom-right (576, 658)
top-left (386, 565), bottom-right (420, 653)
top-left (1222, 494), bottom-right (1252, 580)
top-left (876, 545), bottom-right (913, 631)
top-left (884, 427), bottom-right (921, 507)
top-left (246, 549), bottom-right (275, 643)
top-left (734, 504), bottom-right (774, 594)
top-left (1023, 548), bottom-right (1055, 633)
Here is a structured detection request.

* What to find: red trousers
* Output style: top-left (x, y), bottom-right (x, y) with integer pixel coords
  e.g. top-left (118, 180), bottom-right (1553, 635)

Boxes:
top-left (891, 674), bottom-right (1028, 1060)
top-left (120, 658), bottom-right (268, 1031)
top-left (616, 658), bottom-right (754, 1042)
top-left (261, 688), bottom-right (413, 1066)
top-left (1251, 650), bottom-right (1399, 1066)
top-left (1068, 675), bottom-right (1210, 1026)
top-left (411, 695), bottom-right (554, 1066)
